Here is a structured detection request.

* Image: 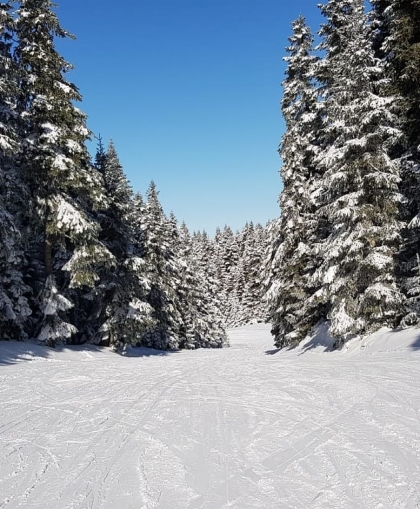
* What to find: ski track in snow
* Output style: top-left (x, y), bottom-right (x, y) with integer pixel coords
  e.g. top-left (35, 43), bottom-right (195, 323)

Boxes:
top-left (1, 325), bottom-right (420, 508)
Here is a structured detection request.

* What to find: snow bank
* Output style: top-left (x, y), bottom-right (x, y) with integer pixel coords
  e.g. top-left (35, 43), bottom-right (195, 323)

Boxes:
top-left (293, 322), bottom-right (420, 356)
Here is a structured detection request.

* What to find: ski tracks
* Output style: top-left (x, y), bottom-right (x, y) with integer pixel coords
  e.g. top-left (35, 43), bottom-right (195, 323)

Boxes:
top-left (1, 325), bottom-right (420, 508)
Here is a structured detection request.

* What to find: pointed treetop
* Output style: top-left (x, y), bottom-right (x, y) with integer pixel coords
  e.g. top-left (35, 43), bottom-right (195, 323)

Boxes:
top-left (94, 133), bottom-right (106, 173)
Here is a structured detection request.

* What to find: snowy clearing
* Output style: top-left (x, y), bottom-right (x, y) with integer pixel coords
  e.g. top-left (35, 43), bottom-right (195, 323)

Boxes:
top-left (1, 324), bottom-right (420, 509)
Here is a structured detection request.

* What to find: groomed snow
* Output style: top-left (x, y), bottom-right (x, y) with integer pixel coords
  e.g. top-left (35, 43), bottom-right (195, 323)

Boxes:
top-left (1, 324), bottom-right (420, 508)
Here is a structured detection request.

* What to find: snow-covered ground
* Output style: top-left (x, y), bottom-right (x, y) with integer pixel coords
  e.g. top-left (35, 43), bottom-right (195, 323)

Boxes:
top-left (1, 324), bottom-right (420, 509)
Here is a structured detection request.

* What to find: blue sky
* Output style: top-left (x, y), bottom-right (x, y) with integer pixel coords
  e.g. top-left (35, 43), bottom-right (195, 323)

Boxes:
top-left (55, 0), bottom-right (324, 234)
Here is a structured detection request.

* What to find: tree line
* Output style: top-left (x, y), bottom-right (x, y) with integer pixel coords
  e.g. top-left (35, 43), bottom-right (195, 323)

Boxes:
top-left (3, 0), bottom-right (419, 352)
top-left (266, 0), bottom-right (420, 348)
top-left (0, 0), bottom-right (229, 349)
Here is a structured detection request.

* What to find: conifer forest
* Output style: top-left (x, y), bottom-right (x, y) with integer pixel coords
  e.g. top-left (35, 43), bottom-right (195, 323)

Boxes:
top-left (1, 0), bottom-right (420, 352)
top-left (2, 2), bottom-right (420, 508)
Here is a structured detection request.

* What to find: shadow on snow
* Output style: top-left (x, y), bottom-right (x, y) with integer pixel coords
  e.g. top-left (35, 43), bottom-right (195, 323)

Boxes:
top-left (265, 348), bottom-right (281, 355)
top-left (0, 341), bottom-right (107, 366)
top-left (0, 341), bottom-right (179, 365)
top-left (0, 342), bottom-right (49, 366)
top-left (411, 336), bottom-right (420, 350)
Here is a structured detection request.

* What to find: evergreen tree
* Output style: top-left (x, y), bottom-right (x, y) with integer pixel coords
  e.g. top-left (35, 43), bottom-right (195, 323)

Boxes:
top-left (139, 182), bottom-right (182, 349)
top-left (93, 141), bottom-right (154, 350)
top-left (371, 0), bottom-right (420, 324)
top-left (384, 0), bottom-right (420, 151)
top-left (314, 0), bottom-right (403, 344)
top-left (98, 141), bottom-right (132, 258)
top-left (263, 217), bottom-right (281, 306)
top-left (242, 223), bottom-right (269, 324)
top-left (226, 222), bottom-right (268, 326)
top-left (233, 223), bottom-right (252, 323)
top-left (0, 2), bottom-right (31, 338)
top-left (217, 226), bottom-right (240, 326)
top-left (206, 221), bottom-right (269, 328)
top-left (175, 222), bottom-right (197, 348)
top-left (172, 221), bottom-right (226, 349)
top-left (268, 16), bottom-right (325, 348)
top-left (15, 0), bottom-right (112, 345)
top-left (93, 133), bottom-right (106, 174)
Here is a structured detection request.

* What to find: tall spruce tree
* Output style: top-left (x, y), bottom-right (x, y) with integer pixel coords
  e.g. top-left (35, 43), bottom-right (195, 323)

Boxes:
top-left (217, 226), bottom-right (240, 326)
top-left (242, 223), bottom-right (269, 324)
top-left (0, 2), bottom-right (31, 338)
top-left (93, 141), bottom-right (154, 349)
top-left (15, 0), bottom-right (112, 344)
top-left (227, 222), bottom-right (268, 326)
top-left (171, 220), bottom-right (226, 349)
top-left (313, 0), bottom-right (403, 344)
top-left (268, 16), bottom-right (324, 348)
top-left (138, 182), bottom-right (183, 349)
top-left (371, 0), bottom-right (420, 323)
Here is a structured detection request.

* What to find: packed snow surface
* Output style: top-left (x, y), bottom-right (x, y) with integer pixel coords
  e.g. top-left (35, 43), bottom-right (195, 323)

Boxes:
top-left (1, 324), bottom-right (420, 508)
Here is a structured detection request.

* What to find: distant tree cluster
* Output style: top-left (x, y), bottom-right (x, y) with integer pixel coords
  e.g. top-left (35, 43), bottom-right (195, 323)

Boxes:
top-left (267, 0), bottom-right (420, 348)
top-left (0, 1), bottom-right (229, 350)
top-left (192, 223), bottom-right (270, 328)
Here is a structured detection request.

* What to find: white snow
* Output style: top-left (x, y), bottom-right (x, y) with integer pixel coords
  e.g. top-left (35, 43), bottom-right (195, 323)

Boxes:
top-left (55, 197), bottom-right (92, 235)
top-left (1, 324), bottom-right (420, 508)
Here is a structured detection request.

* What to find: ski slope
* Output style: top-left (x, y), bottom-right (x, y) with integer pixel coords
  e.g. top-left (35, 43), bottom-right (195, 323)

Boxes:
top-left (1, 324), bottom-right (420, 508)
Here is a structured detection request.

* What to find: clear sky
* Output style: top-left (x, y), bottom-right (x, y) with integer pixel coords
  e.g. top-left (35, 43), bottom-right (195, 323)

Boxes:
top-left (54, 0), bottom-right (324, 235)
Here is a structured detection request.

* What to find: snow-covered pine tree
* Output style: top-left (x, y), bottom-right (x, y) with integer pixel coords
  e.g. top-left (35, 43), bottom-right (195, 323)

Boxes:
top-left (371, 0), bottom-right (420, 324)
top-left (232, 223), bottom-right (249, 315)
top-left (233, 222), bottom-right (254, 325)
top-left (267, 16), bottom-right (325, 348)
top-left (175, 222), bottom-right (197, 348)
top-left (383, 0), bottom-right (420, 152)
top-left (241, 223), bottom-right (269, 324)
top-left (0, 2), bottom-right (31, 338)
top-left (15, 0), bottom-right (112, 345)
top-left (226, 222), bottom-right (268, 326)
top-left (313, 0), bottom-right (404, 344)
top-left (138, 181), bottom-right (183, 349)
top-left (92, 141), bottom-right (154, 350)
top-left (211, 226), bottom-right (223, 304)
top-left (191, 229), bottom-right (217, 293)
top-left (217, 225), bottom-right (240, 326)
top-left (178, 224), bottom-right (227, 348)
top-left (204, 221), bottom-right (269, 328)
top-left (97, 141), bottom-right (133, 260)
top-left (125, 191), bottom-right (227, 351)
top-left (263, 217), bottom-right (281, 307)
